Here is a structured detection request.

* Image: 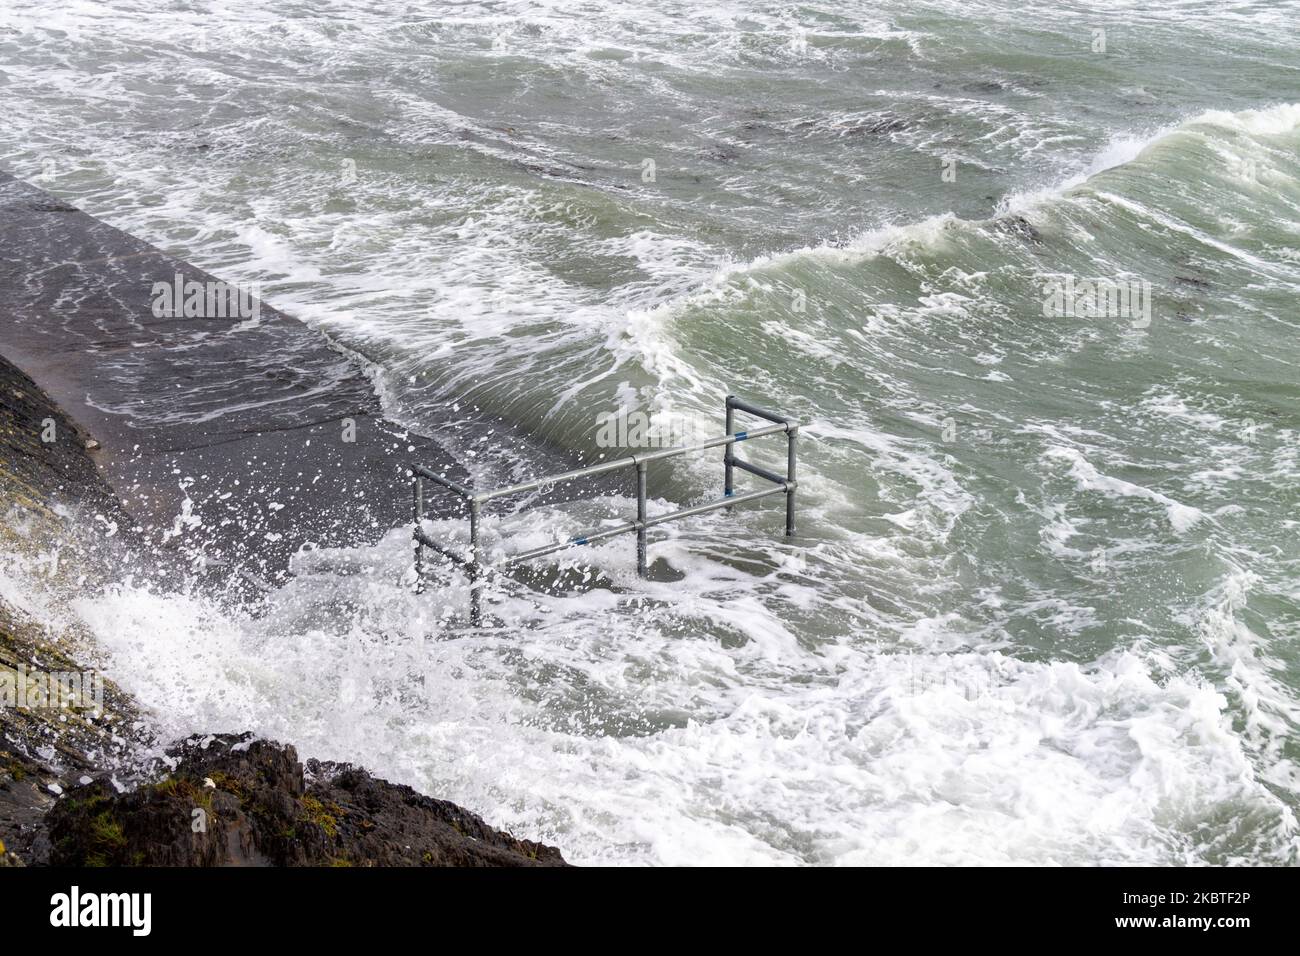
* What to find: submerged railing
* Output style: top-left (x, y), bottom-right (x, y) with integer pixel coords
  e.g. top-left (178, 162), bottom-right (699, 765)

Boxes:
top-left (410, 395), bottom-right (798, 626)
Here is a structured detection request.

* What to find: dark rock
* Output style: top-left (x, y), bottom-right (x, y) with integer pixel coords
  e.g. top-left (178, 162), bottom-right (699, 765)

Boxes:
top-left (46, 734), bottom-right (569, 867)
top-left (0, 746), bottom-right (57, 865)
top-left (0, 353), bottom-right (130, 533)
top-left (992, 214), bottom-right (1042, 242)
top-left (0, 354), bottom-right (156, 864)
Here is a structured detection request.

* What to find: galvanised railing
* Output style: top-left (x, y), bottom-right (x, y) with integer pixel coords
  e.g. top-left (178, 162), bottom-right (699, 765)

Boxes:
top-left (410, 395), bottom-right (798, 625)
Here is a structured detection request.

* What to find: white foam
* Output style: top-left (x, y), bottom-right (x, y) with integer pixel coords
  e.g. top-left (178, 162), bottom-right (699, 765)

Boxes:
top-left (1044, 446), bottom-right (1206, 534)
top-left (56, 555), bottom-right (1296, 865)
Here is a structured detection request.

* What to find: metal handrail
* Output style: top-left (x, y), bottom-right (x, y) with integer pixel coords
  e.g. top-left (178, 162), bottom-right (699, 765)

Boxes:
top-left (410, 395), bottom-right (799, 625)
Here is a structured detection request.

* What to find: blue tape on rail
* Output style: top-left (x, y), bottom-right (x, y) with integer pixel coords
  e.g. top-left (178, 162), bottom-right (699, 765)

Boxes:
top-left (734, 430), bottom-right (748, 440)
top-left (573, 536), bottom-right (588, 545)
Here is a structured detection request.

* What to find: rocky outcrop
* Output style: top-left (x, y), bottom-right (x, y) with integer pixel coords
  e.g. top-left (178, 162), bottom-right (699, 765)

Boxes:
top-left (1, 354), bottom-right (157, 864)
top-left (46, 733), bottom-right (567, 867)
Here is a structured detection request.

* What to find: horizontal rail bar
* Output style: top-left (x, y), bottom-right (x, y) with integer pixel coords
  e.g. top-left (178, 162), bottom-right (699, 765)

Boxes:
top-left (631, 422), bottom-right (788, 465)
top-left (411, 465), bottom-right (472, 499)
top-left (500, 485), bottom-right (785, 567)
top-left (504, 521), bottom-right (642, 566)
top-left (475, 422), bottom-right (791, 504)
top-left (731, 457), bottom-right (787, 486)
top-left (643, 485), bottom-right (785, 529)
top-left (726, 395), bottom-right (790, 425)
top-left (475, 455), bottom-right (634, 504)
top-left (414, 528), bottom-right (471, 566)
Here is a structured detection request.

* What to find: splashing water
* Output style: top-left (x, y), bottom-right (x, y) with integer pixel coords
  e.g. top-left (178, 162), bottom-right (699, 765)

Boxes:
top-left (1, 1), bottom-right (1298, 864)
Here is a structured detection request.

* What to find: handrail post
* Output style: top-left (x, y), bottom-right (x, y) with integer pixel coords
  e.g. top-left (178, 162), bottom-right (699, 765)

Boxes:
top-left (785, 425), bottom-right (798, 537)
top-left (636, 460), bottom-right (648, 577)
top-left (413, 475), bottom-right (425, 594)
top-left (469, 499), bottom-right (482, 626)
top-left (723, 396), bottom-right (735, 505)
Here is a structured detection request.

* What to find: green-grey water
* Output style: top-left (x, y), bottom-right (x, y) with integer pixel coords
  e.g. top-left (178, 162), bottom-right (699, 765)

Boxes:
top-left (1, 1), bottom-right (1297, 864)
